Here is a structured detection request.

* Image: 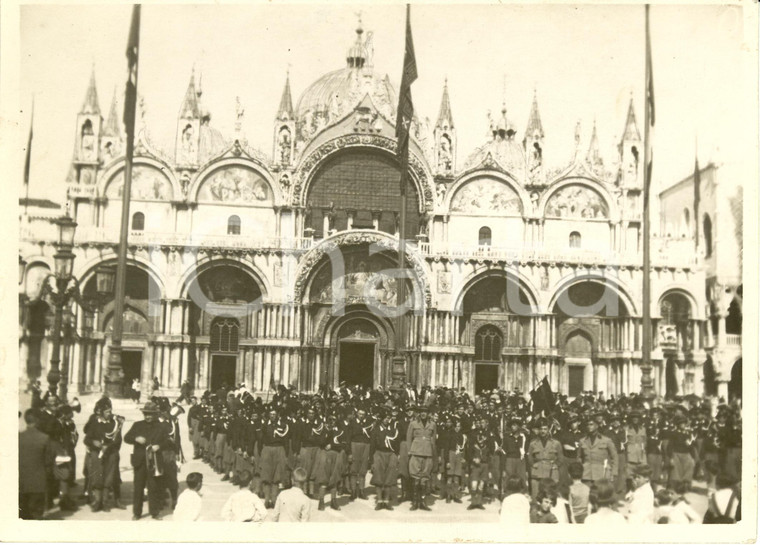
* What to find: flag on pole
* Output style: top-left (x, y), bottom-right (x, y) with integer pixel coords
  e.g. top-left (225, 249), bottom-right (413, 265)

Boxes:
top-left (529, 376), bottom-right (556, 414)
top-left (643, 4), bottom-right (655, 204)
top-left (123, 5), bottom-right (141, 137)
top-left (693, 154), bottom-right (701, 250)
top-left (23, 98), bottom-right (34, 187)
top-left (395, 3), bottom-right (418, 175)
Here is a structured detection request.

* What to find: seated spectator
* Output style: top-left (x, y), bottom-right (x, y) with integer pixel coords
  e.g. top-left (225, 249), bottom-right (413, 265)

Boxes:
top-left (173, 472), bottom-right (203, 521)
top-left (272, 467), bottom-right (312, 522)
top-left (666, 482), bottom-right (700, 524)
top-left (654, 488), bottom-right (675, 523)
top-left (626, 465), bottom-right (655, 524)
top-left (499, 477), bottom-right (531, 525)
top-left (221, 469), bottom-right (267, 522)
top-left (584, 480), bottom-right (626, 524)
top-left (531, 488), bottom-right (559, 523)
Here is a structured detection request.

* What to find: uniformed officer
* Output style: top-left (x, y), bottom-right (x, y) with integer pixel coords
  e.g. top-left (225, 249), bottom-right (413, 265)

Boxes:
top-left (526, 417), bottom-right (564, 498)
top-left (369, 408), bottom-right (399, 510)
top-left (579, 417), bottom-right (618, 485)
top-left (406, 405), bottom-right (436, 511)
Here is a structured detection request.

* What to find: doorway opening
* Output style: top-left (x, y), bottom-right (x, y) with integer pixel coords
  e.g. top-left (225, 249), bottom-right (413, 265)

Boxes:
top-left (339, 342), bottom-right (374, 388)
top-left (121, 350), bottom-right (143, 382)
top-left (474, 364), bottom-right (498, 394)
top-left (568, 366), bottom-right (585, 398)
top-left (211, 354), bottom-right (237, 391)
top-left (729, 358), bottom-right (742, 402)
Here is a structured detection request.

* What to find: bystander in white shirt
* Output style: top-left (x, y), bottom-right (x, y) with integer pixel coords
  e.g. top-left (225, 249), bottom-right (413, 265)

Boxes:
top-left (500, 492), bottom-right (531, 525)
top-left (627, 480), bottom-right (655, 524)
top-left (272, 486), bottom-right (312, 522)
top-left (221, 488), bottom-right (267, 522)
top-left (173, 488), bottom-right (202, 521)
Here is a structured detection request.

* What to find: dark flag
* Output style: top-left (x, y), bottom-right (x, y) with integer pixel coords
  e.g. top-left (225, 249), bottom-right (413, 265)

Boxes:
top-left (123, 5), bottom-right (141, 136)
top-left (644, 4), bottom-right (655, 204)
top-left (395, 3), bottom-right (417, 173)
top-left (530, 376), bottom-right (556, 414)
top-left (693, 154), bottom-right (701, 251)
top-left (23, 98), bottom-right (34, 187)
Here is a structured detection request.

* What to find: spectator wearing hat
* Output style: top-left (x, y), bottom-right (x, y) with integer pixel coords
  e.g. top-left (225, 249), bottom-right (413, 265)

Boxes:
top-left (369, 408), bottom-right (400, 510)
top-left (584, 479), bottom-right (626, 524)
top-left (626, 464), bottom-right (655, 524)
top-left (527, 418), bottom-right (564, 498)
top-left (579, 418), bottom-right (617, 485)
top-left (124, 401), bottom-right (173, 520)
top-left (407, 405), bottom-right (436, 511)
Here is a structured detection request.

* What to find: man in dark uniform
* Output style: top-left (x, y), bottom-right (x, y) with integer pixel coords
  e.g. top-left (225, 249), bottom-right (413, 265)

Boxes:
top-left (369, 408), bottom-right (399, 510)
top-left (124, 401), bottom-right (173, 520)
top-left (526, 417), bottom-right (564, 498)
top-left (186, 397), bottom-right (202, 459)
top-left (36, 392), bottom-right (63, 509)
top-left (348, 405), bottom-right (373, 500)
top-left (162, 403), bottom-right (185, 509)
top-left (19, 409), bottom-right (55, 519)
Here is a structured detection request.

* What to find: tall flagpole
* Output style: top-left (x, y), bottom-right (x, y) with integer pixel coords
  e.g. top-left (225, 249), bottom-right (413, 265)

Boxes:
top-left (392, 5), bottom-right (417, 391)
top-left (640, 4), bottom-right (655, 399)
top-left (104, 5), bottom-right (141, 398)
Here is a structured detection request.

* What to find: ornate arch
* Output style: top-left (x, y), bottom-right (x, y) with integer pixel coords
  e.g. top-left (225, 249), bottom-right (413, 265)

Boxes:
top-left (97, 157), bottom-right (181, 201)
top-left (538, 177), bottom-right (619, 220)
top-left (657, 287), bottom-right (702, 319)
top-left (317, 309), bottom-right (395, 351)
top-left (547, 273), bottom-right (637, 316)
top-left (292, 134), bottom-right (434, 211)
top-left (76, 253), bottom-right (167, 297)
top-left (452, 266), bottom-right (540, 315)
top-left (559, 326), bottom-right (598, 354)
top-left (189, 157), bottom-right (282, 206)
top-left (445, 169), bottom-right (531, 215)
top-left (293, 230), bottom-right (431, 307)
top-left (178, 255), bottom-right (271, 303)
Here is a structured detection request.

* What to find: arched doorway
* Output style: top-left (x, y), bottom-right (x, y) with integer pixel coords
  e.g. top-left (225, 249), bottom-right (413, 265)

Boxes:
top-left (337, 319), bottom-right (380, 388)
top-left (209, 317), bottom-right (240, 391)
top-left (473, 325), bottom-right (502, 394)
top-left (564, 330), bottom-right (593, 398)
top-left (729, 358), bottom-right (742, 402)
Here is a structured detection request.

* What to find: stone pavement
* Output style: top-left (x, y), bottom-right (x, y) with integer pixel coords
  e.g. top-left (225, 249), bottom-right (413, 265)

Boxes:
top-left (23, 393), bottom-right (709, 523)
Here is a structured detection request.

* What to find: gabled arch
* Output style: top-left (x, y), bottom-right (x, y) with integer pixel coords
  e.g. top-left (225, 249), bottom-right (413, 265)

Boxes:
top-left (538, 176), bottom-right (619, 221)
top-left (547, 273), bottom-right (636, 317)
top-left (444, 169), bottom-right (531, 216)
top-left (177, 255), bottom-right (271, 304)
top-left (453, 267), bottom-right (540, 315)
top-left (189, 157), bottom-right (282, 206)
top-left (97, 157), bottom-right (181, 201)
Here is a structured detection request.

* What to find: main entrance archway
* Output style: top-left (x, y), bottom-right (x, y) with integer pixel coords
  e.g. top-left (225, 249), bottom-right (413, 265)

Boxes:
top-left (337, 319), bottom-right (380, 388)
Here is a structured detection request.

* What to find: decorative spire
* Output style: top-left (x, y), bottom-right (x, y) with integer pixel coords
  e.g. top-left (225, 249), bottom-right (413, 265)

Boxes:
top-left (587, 118), bottom-right (602, 167)
top-left (435, 78), bottom-right (453, 130)
top-left (102, 86), bottom-right (121, 137)
top-left (276, 69), bottom-right (294, 121)
top-left (179, 70), bottom-right (201, 120)
top-left (621, 94), bottom-right (641, 142)
top-left (524, 88), bottom-right (544, 141)
top-left (80, 66), bottom-right (101, 115)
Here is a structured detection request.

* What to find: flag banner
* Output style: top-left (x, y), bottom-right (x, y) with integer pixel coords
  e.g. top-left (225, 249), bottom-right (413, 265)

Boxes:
top-left (123, 5), bottom-right (141, 136)
top-left (644, 3), bottom-right (655, 204)
top-left (693, 155), bottom-right (701, 250)
top-left (395, 3), bottom-right (417, 179)
top-left (529, 376), bottom-right (556, 414)
top-left (23, 99), bottom-right (34, 187)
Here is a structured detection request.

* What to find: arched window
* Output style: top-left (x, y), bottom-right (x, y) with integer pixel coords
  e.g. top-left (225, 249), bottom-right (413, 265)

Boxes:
top-left (478, 226), bottom-right (492, 246)
top-left (681, 208), bottom-right (691, 237)
top-left (227, 215), bottom-right (241, 235)
top-left (569, 231), bottom-right (581, 248)
top-left (131, 212), bottom-right (145, 231)
top-left (703, 214), bottom-right (713, 257)
top-left (210, 318), bottom-right (240, 353)
top-left (475, 325), bottom-right (502, 362)
top-left (81, 119), bottom-right (93, 138)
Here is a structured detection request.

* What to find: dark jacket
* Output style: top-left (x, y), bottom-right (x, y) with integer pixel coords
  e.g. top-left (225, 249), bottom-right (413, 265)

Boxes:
top-left (19, 427), bottom-right (55, 493)
top-left (123, 419), bottom-right (172, 468)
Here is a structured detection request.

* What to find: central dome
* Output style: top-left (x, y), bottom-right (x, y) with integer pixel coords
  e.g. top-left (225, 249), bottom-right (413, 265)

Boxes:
top-left (294, 26), bottom-right (397, 137)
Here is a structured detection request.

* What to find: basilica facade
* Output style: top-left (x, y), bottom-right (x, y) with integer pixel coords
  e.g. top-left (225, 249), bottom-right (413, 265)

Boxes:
top-left (19, 24), bottom-right (742, 400)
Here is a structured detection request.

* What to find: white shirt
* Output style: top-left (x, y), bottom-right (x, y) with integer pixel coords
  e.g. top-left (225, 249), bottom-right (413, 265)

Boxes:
top-left (551, 497), bottom-right (575, 523)
top-left (221, 489), bottom-right (267, 522)
top-left (584, 507), bottom-right (627, 524)
top-left (272, 487), bottom-right (312, 522)
top-left (500, 493), bottom-right (531, 525)
top-left (667, 499), bottom-right (701, 524)
top-left (627, 482), bottom-right (655, 524)
top-left (173, 489), bottom-right (202, 521)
